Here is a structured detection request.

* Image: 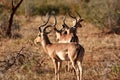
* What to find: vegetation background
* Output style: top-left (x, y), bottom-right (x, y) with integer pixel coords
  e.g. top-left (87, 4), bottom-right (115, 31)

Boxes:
top-left (0, 0), bottom-right (120, 80)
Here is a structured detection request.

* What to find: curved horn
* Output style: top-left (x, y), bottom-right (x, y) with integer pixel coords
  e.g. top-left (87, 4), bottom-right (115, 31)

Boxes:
top-left (41, 12), bottom-right (49, 23)
top-left (40, 14), bottom-right (51, 28)
top-left (75, 11), bottom-right (84, 23)
top-left (68, 11), bottom-right (77, 26)
top-left (62, 13), bottom-right (69, 29)
top-left (53, 15), bottom-right (64, 33)
top-left (53, 15), bottom-right (57, 27)
top-left (39, 27), bottom-right (42, 32)
top-left (43, 25), bottom-right (53, 34)
top-left (75, 11), bottom-right (81, 19)
top-left (54, 27), bottom-right (62, 33)
top-left (68, 11), bottom-right (76, 19)
top-left (41, 16), bottom-right (46, 23)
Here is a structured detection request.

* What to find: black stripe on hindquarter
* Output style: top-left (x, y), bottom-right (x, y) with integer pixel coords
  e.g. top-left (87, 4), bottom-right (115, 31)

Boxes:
top-left (75, 44), bottom-right (85, 62)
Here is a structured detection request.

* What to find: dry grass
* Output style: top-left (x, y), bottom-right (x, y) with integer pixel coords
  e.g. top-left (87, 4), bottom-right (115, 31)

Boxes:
top-left (0, 16), bottom-right (120, 80)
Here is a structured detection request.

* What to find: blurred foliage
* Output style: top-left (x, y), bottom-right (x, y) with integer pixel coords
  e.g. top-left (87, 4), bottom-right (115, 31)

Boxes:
top-left (32, 4), bottom-right (69, 15)
top-left (0, 0), bottom-right (120, 34)
top-left (82, 0), bottom-right (120, 34)
top-left (0, 12), bottom-right (21, 38)
top-left (0, 0), bottom-right (22, 38)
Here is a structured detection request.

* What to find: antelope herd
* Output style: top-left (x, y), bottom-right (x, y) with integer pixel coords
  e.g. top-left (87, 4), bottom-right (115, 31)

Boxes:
top-left (34, 11), bottom-right (85, 80)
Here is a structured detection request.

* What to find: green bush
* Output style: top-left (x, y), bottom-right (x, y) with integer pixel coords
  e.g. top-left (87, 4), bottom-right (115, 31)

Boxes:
top-left (32, 4), bottom-right (69, 15)
top-left (1, 0), bottom-right (120, 34)
top-left (80, 0), bottom-right (120, 34)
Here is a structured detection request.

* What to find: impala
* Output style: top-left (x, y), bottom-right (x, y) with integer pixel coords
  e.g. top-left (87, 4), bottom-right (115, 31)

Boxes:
top-left (54, 11), bottom-right (83, 43)
top-left (53, 11), bottom-right (84, 71)
top-left (62, 11), bottom-right (84, 42)
top-left (53, 16), bottom-right (73, 43)
top-left (34, 17), bottom-right (85, 80)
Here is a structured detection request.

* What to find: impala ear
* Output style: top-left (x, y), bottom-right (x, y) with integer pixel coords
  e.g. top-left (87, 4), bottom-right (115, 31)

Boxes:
top-left (80, 19), bottom-right (84, 22)
top-left (62, 24), bottom-right (66, 28)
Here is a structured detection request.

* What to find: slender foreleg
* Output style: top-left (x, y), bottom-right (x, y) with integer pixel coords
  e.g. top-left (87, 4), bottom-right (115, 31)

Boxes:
top-left (58, 61), bottom-right (62, 80)
top-left (53, 59), bottom-right (58, 80)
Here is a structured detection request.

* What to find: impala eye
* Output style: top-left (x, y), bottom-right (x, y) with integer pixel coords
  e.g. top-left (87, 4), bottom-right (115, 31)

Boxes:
top-left (38, 34), bottom-right (41, 37)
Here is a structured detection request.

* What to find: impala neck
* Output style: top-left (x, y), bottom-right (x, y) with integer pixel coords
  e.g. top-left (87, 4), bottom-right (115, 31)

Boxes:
top-left (70, 27), bottom-right (77, 34)
top-left (41, 33), bottom-right (51, 53)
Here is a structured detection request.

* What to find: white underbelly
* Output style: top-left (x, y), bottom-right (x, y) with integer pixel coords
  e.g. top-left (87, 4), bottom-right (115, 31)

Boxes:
top-left (58, 40), bottom-right (70, 43)
top-left (56, 51), bottom-right (69, 60)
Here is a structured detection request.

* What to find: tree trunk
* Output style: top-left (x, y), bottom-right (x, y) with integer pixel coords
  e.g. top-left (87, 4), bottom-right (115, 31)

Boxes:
top-left (6, 0), bottom-right (23, 38)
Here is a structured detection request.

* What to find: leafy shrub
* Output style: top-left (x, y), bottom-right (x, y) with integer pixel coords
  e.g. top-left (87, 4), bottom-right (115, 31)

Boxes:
top-left (32, 4), bottom-right (69, 15)
top-left (81, 0), bottom-right (120, 34)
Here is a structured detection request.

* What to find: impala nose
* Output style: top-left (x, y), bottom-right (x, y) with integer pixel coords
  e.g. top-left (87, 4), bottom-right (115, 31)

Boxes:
top-left (34, 38), bottom-right (39, 45)
top-left (34, 39), bottom-right (37, 45)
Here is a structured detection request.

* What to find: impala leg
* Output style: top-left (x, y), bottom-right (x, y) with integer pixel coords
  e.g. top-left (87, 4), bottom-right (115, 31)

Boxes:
top-left (65, 61), bottom-right (70, 72)
top-left (71, 61), bottom-right (79, 80)
top-left (58, 61), bottom-right (62, 80)
top-left (77, 61), bottom-right (82, 80)
top-left (53, 59), bottom-right (58, 80)
top-left (67, 61), bottom-right (70, 72)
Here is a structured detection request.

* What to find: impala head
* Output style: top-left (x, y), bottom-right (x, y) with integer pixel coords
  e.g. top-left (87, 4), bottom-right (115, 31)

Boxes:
top-left (34, 15), bottom-right (51, 45)
top-left (34, 25), bottom-right (52, 45)
top-left (67, 11), bottom-right (83, 29)
top-left (52, 15), bottom-right (66, 41)
top-left (34, 30), bottom-right (42, 45)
